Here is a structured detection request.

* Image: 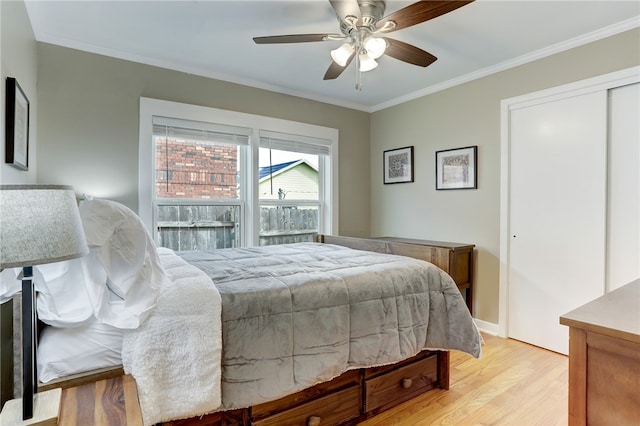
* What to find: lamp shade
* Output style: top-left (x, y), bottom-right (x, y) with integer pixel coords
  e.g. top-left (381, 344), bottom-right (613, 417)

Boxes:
top-left (363, 36), bottom-right (386, 59)
top-left (359, 52), bottom-right (378, 72)
top-left (0, 185), bottom-right (88, 269)
top-left (330, 43), bottom-right (355, 67)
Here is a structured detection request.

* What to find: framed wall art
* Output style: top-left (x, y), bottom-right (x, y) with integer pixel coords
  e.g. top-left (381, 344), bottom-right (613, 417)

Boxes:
top-left (435, 145), bottom-right (477, 190)
top-left (383, 146), bottom-right (414, 184)
top-left (5, 77), bottom-right (30, 170)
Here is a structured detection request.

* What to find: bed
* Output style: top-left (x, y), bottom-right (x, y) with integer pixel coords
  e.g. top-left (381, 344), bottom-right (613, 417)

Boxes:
top-left (1, 198), bottom-right (482, 426)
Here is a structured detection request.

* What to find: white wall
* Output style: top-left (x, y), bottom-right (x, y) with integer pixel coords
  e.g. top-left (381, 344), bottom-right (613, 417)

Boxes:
top-left (371, 28), bottom-right (640, 325)
top-left (1, 0), bottom-right (38, 184)
top-left (607, 83), bottom-right (640, 291)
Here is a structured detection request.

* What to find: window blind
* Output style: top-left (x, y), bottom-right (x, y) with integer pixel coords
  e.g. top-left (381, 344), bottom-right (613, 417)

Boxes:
top-left (259, 130), bottom-right (330, 155)
top-left (153, 116), bottom-right (250, 145)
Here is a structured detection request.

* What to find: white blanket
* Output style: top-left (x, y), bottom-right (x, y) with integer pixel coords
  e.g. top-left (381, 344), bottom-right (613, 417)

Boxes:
top-left (121, 248), bottom-right (222, 425)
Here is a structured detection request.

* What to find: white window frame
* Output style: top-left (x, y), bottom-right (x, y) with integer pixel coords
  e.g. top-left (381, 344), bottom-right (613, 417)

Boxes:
top-left (138, 97), bottom-right (339, 246)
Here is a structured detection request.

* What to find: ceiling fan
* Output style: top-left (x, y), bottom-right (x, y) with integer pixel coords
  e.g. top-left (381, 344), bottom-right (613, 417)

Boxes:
top-left (253, 0), bottom-right (475, 89)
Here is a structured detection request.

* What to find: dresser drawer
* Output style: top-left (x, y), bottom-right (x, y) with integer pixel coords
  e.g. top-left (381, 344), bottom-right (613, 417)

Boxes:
top-left (364, 353), bottom-right (438, 414)
top-left (252, 386), bottom-right (361, 426)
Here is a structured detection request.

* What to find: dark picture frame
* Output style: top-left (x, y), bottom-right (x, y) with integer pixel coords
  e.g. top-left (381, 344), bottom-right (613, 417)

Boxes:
top-left (383, 146), bottom-right (414, 184)
top-left (5, 77), bottom-right (30, 170)
top-left (435, 145), bottom-right (477, 190)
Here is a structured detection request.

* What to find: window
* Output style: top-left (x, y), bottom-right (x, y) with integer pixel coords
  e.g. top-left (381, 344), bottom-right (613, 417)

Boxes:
top-left (258, 130), bottom-right (330, 246)
top-left (139, 98), bottom-right (338, 250)
top-left (152, 117), bottom-right (249, 250)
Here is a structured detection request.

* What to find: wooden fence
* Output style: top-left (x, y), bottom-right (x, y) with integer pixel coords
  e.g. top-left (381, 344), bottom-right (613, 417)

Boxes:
top-left (156, 204), bottom-right (318, 251)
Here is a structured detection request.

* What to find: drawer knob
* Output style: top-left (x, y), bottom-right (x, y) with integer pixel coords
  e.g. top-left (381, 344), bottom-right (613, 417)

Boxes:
top-left (401, 378), bottom-right (413, 389)
top-left (307, 415), bottom-right (322, 426)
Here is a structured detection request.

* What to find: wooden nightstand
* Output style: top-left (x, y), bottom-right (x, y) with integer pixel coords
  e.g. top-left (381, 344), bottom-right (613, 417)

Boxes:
top-left (58, 375), bottom-right (142, 425)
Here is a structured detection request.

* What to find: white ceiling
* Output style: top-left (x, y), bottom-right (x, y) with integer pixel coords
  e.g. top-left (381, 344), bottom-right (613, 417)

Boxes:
top-left (25, 0), bottom-right (640, 112)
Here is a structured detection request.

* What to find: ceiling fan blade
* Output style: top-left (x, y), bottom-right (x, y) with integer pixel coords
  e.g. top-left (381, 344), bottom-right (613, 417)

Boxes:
top-left (323, 53), bottom-right (355, 80)
top-left (377, 0), bottom-right (474, 33)
top-left (383, 37), bottom-right (437, 67)
top-left (329, 0), bottom-right (361, 22)
top-left (253, 34), bottom-right (338, 44)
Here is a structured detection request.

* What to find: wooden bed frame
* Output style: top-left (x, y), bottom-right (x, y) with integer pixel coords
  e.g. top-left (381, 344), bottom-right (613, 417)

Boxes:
top-left (1, 235), bottom-right (456, 425)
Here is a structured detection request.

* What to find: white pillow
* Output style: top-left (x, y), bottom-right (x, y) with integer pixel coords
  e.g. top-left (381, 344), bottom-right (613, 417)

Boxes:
top-left (0, 268), bottom-right (21, 304)
top-left (1, 261), bottom-right (95, 327)
top-left (79, 198), bottom-right (166, 329)
top-left (35, 259), bottom-right (94, 327)
top-left (37, 318), bottom-right (123, 383)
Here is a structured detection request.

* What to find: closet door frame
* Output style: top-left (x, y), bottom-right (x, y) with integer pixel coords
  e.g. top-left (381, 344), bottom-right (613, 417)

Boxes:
top-left (498, 66), bottom-right (640, 339)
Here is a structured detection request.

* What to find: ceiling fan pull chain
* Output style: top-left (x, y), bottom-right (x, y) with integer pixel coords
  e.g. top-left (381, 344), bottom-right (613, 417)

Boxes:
top-left (355, 46), bottom-right (362, 90)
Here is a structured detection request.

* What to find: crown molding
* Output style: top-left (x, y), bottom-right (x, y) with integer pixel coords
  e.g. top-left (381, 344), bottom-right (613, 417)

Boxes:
top-left (370, 16), bottom-right (640, 112)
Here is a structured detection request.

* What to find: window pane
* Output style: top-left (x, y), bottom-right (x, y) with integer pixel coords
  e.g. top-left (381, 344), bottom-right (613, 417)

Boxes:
top-left (155, 135), bottom-right (240, 200)
top-left (259, 204), bottom-right (319, 246)
top-left (156, 204), bottom-right (240, 250)
top-left (259, 148), bottom-right (319, 200)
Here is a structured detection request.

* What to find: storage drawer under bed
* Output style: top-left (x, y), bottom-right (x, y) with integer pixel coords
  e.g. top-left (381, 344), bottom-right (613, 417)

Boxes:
top-left (251, 386), bottom-right (361, 426)
top-left (364, 352), bottom-right (439, 414)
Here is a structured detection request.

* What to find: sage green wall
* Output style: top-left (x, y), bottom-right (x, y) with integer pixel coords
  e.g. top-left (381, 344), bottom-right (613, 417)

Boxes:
top-left (370, 28), bottom-right (640, 324)
top-left (35, 44), bottom-right (371, 237)
top-left (1, 0), bottom-right (38, 184)
top-left (1, 0), bottom-right (40, 404)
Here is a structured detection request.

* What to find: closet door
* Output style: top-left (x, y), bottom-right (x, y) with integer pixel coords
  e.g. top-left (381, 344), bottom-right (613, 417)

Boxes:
top-left (508, 90), bottom-right (607, 355)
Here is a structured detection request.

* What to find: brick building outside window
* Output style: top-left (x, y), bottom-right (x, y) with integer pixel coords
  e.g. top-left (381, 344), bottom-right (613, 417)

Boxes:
top-left (155, 137), bottom-right (238, 199)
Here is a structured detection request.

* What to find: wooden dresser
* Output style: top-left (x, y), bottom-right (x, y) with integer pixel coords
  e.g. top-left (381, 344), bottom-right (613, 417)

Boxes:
top-left (559, 279), bottom-right (640, 426)
top-left (318, 235), bottom-right (475, 314)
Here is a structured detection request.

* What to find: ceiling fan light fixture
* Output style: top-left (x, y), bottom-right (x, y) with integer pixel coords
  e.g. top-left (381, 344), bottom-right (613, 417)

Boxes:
top-left (359, 52), bottom-right (378, 72)
top-left (363, 36), bottom-right (386, 59)
top-left (330, 43), bottom-right (355, 67)
top-left (254, 0), bottom-right (476, 88)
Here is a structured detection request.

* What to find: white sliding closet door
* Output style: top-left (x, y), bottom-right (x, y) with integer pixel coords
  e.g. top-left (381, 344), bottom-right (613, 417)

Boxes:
top-left (508, 90), bottom-right (607, 355)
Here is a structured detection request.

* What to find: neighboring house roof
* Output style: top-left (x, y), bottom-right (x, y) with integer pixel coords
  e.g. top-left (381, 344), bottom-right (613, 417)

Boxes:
top-left (259, 160), bottom-right (317, 182)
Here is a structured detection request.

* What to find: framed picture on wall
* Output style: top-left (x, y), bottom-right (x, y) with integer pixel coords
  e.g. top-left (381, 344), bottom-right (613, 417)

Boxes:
top-left (384, 146), bottom-right (414, 184)
top-left (5, 77), bottom-right (30, 170)
top-left (435, 145), bottom-right (477, 190)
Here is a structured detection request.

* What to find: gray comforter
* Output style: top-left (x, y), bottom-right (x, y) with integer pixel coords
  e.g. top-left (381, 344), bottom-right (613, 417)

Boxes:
top-left (178, 242), bottom-right (482, 409)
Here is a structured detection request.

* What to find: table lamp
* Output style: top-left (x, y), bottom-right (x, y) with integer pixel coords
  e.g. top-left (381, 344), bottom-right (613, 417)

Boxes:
top-left (0, 185), bottom-right (88, 425)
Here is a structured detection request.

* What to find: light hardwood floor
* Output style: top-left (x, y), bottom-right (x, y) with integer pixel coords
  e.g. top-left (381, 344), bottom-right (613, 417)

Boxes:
top-left (359, 334), bottom-right (568, 426)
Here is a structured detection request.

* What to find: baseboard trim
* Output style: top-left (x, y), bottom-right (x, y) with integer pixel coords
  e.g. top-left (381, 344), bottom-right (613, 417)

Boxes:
top-left (474, 319), bottom-right (499, 336)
